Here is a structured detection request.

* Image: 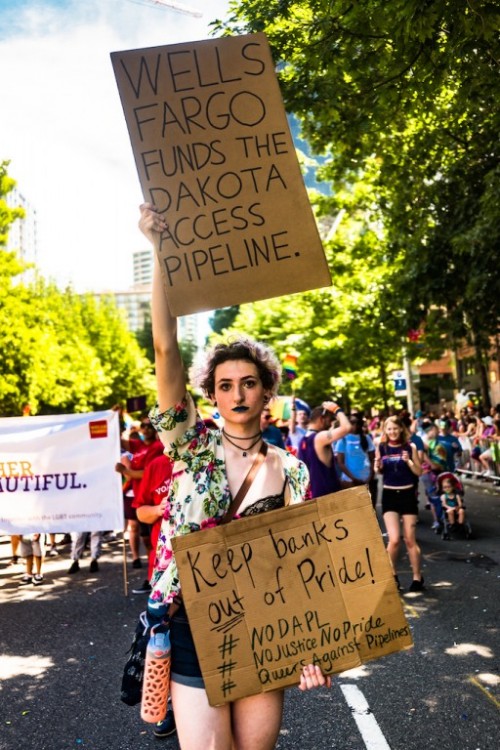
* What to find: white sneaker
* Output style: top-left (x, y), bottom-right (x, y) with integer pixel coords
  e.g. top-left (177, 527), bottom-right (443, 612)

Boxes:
top-left (33, 574), bottom-right (44, 585)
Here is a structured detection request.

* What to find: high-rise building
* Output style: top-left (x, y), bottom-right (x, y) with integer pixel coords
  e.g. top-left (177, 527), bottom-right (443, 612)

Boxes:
top-left (133, 248), bottom-right (154, 285)
top-left (5, 188), bottom-right (38, 279)
top-left (109, 285), bottom-right (152, 332)
top-left (96, 246), bottom-right (207, 346)
top-left (96, 284), bottom-right (205, 345)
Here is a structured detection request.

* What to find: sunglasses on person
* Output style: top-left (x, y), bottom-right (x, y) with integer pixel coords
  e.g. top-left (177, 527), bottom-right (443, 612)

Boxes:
top-left (140, 422), bottom-right (153, 429)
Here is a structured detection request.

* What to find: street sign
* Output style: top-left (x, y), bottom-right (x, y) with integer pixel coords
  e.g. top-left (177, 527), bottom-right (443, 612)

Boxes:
top-left (394, 378), bottom-right (407, 392)
top-left (392, 370), bottom-right (407, 393)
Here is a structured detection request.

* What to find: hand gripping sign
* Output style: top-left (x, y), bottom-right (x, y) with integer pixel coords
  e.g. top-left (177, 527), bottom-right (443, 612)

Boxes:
top-left (172, 486), bottom-right (413, 706)
top-left (111, 32), bottom-right (331, 315)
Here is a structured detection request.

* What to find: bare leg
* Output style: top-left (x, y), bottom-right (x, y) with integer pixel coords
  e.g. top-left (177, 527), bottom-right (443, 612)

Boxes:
top-left (11, 535), bottom-right (21, 559)
top-left (472, 458), bottom-right (482, 475)
top-left (170, 682), bottom-right (284, 750)
top-left (478, 453), bottom-right (489, 472)
top-left (127, 520), bottom-right (140, 561)
top-left (383, 511), bottom-right (401, 573)
top-left (402, 515), bottom-right (422, 580)
top-left (170, 682), bottom-right (232, 750)
top-left (232, 690), bottom-right (284, 750)
top-left (25, 554), bottom-right (34, 576)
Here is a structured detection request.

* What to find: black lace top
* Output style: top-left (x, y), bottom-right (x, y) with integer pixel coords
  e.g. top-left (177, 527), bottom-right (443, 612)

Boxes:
top-left (239, 478), bottom-right (288, 517)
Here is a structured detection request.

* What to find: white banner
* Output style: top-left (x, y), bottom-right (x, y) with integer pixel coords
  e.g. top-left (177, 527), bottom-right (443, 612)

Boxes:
top-left (0, 411), bottom-right (124, 534)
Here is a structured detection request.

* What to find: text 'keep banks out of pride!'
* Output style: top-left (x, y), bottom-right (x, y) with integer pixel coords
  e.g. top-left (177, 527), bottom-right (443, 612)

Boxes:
top-left (172, 486), bottom-right (413, 707)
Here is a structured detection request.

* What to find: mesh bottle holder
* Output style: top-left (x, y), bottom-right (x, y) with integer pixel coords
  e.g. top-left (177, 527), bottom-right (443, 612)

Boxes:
top-left (141, 625), bottom-right (171, 723)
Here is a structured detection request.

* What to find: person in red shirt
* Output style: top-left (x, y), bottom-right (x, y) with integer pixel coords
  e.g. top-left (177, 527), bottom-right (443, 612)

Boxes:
top-left (115, 415), bottom-right (164, 570)
top-left (132, 453), bottom-right (173, 594)
top-left (131, 453), bottom-right (176, 739)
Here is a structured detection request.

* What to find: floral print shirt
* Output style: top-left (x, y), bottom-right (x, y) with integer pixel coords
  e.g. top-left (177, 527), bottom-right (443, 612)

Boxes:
top-left (148, 393), bottom-right (310, 606)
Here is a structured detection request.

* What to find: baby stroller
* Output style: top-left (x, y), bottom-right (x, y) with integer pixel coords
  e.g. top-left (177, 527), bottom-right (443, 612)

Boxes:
top-left (436, 472), bottom-right (473, 540)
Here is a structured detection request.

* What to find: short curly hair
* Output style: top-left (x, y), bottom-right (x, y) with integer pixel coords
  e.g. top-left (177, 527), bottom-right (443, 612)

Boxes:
top-left (194, 336), bottom-right (281, 398)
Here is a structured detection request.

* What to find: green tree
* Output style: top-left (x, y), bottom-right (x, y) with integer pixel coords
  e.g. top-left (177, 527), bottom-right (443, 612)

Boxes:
top-left (0, 160), bottom-right (25, 247)
top-left (0, 274), bottom-right (157, 415)
top-left (135, 307), bottom-right (154, 363)
top-left (0, 163), bottom-right (156, 415)
top-left (218, 0), bottom-right (500, 406)
top-left (221, 190), bottom-right (404, 410)
top-left (179, 333), bottom-right (199, 374)
top-left (209, 306), bottom-right (240, 335)
top-left (0, 253), bottom-right (36, 414)
top-left (136, 306), bottom-right (198, 372)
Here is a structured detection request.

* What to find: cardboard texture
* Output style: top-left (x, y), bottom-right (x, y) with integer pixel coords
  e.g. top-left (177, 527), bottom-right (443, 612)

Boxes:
top-left (111, 33), bottom-right (331, 315)
top-left (172, 486), bottom-right (413, 706)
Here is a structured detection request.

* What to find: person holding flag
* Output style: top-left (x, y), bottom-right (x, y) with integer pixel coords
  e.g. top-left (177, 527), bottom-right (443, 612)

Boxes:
top-left (280, 353), bottom-right (310, 453)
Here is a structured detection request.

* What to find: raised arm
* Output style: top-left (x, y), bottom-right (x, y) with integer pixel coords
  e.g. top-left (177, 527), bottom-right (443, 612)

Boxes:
top-left (315, 402), bottom-right (351, 448)
top-left (139, 203), bottom-right (186, 412)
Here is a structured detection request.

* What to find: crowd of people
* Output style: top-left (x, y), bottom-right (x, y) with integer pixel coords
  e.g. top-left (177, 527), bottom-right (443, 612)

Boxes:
top-left (6, 202), bottom-right (500, 748)
top-left (7, 372), bottom-right (499, 742)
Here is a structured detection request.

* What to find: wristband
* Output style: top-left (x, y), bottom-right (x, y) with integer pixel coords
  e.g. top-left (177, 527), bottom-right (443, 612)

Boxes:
top-left (333, 408), bottom-right (344, 415)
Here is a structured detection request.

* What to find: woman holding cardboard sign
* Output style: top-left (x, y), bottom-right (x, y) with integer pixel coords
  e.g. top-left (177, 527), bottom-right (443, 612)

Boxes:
top-left (139, 202), bottom-right (330, 750)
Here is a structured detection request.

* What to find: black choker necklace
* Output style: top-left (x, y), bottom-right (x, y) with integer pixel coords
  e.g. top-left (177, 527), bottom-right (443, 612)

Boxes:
top-left (222, 429), bottom-right (263, 457)
top-left (222, 429), bottom-right (262, 440)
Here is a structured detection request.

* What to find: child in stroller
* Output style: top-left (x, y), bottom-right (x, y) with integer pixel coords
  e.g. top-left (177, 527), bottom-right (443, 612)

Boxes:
top-left (438, 472), bottom-right (472, 540)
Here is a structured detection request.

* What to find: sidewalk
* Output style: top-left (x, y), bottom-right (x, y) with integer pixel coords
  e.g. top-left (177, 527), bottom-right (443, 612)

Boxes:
top-left (0, 534), bottom-right (177, 750)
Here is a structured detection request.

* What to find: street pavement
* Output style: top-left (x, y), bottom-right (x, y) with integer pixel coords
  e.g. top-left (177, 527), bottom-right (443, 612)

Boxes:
top-left (1, 479), bottom-right (499, 750)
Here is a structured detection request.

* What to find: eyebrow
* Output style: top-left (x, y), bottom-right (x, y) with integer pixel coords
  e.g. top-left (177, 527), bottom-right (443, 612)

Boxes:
top-left (216, 375), bottom-right (257, 385)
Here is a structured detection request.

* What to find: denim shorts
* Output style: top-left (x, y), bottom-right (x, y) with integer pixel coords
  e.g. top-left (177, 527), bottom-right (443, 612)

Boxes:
top-left (170, 605), bottom-right (205, 689)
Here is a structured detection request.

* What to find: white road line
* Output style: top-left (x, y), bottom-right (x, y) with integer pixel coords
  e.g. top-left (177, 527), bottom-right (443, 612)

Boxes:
top-left (340, 683), bottom-right (391, 750)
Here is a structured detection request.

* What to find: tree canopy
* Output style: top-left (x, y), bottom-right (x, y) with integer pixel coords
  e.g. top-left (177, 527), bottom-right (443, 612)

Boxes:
top-left (211, 0), bottom-right (500, 407)
top-left (0, 162), bottom-right (156, 416)
top-left (1, 160), bottom-right (25, 246)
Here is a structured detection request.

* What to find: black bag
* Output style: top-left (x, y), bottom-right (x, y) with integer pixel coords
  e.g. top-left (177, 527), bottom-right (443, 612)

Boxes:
top-left (120, 611), bottom-right (151, 706)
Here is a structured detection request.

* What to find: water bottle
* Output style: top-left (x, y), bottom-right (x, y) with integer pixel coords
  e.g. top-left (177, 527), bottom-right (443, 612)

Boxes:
top-left (140, 624), bottom-right (171, 723)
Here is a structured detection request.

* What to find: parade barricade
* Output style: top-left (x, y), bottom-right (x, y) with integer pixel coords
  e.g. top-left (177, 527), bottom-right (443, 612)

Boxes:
top-left (456, 437), bottom-right (500, 485)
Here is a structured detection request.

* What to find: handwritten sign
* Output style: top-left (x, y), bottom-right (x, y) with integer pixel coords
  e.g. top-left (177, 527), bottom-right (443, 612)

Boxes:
top-left (111, 33), bottom-right (331, 315)
top-left (172, 486), bottom-right (413, 706)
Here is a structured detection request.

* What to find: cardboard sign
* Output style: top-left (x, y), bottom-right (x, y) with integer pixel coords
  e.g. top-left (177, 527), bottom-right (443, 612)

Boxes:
top-left (111, 33), bottom-right (331, 315)
top-left (172, 486), bottom-right (413, 706)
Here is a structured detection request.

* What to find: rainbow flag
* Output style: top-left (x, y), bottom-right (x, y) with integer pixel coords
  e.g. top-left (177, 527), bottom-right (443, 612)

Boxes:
top-left (283, 354), bottom-right (298, 380)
